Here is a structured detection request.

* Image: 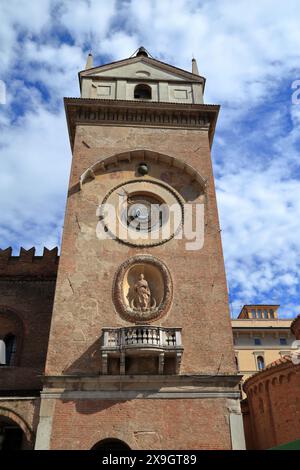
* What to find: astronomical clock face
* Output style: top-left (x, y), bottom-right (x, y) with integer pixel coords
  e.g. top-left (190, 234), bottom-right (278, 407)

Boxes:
top-left (122, 193), bottom-right (164, 233)
top-left (99, 180), bottom-right (183, 247)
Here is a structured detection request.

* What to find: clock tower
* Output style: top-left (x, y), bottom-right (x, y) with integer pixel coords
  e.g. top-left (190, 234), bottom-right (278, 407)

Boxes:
top-left (35, 47), bottom-right (245, 450)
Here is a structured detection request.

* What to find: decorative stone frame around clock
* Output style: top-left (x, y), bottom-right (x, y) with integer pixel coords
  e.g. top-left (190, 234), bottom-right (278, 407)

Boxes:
top-left (98, 178), bottom-right (184, 248)
top-left (112, 255), bottom-right (173, 323)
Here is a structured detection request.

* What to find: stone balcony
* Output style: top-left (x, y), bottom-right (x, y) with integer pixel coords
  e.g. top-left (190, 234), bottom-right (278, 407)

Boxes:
top-left (101, 326), bottom-right (183, 375)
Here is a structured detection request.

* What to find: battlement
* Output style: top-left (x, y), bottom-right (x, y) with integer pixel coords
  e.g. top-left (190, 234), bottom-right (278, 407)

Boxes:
top-left (0, 247), bottom-right (59, 278)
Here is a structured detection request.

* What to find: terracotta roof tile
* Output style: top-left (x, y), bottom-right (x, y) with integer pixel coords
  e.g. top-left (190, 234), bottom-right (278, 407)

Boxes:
top-left (265, 355), bottom-right (292, 369)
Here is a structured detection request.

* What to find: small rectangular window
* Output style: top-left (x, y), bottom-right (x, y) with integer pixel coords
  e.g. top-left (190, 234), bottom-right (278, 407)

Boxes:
top-left (254, 338), bottom-right (262, 346)
top-left (257, 309), bottom-right (262, 319)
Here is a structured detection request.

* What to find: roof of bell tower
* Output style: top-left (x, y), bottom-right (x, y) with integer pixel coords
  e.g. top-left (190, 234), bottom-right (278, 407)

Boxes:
top-left (79, 49), bottom-right (205, 88)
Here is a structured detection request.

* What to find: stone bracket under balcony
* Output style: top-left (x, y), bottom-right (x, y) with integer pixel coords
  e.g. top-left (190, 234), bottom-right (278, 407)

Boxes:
top-left (100, 326), bottom-right (183, 375)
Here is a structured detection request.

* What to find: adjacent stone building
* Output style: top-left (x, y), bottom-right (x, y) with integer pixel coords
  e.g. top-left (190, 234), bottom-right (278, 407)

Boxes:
top-left (232, 305), bottom-right (295, 396)
top-left (0, 248), bottom-right (58, 449)
top-left (1, 47), bottom-right (246, 450)
top-left (242, 315), bottom-right (300, 449)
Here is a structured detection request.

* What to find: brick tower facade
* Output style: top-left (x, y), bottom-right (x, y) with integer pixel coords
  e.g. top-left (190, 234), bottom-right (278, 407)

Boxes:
top-left (34, 48), bottom-right (245, 450)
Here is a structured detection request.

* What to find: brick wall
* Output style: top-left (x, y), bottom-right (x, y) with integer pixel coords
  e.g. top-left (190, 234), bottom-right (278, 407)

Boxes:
top-left (45, 125), bottom-right (236, 377)
top-left (50, 398), bottom-right (232, 450)
top-left (243, 361), bottom-right (300, 449)
top-left (0, 248), bottom-right (58, 390)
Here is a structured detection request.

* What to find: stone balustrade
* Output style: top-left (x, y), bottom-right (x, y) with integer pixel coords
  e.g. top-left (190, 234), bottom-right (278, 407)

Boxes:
top-left (101, 326), bottom-right (183, 375)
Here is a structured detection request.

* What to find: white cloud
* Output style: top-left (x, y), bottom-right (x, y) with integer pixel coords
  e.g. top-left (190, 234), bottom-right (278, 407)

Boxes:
top-left (58, 0), bottom-right (116, 46)
top-left (0, 0), bottom-right (53, 71)
top-left (0, 104), bottom-right (70, 252)
top-left (20, 41), bottom-right (86, 101)
top-left (98, 32), bottom-right (139, 60)
top-left (216, 103), bottom-right (300, 316)
top-left (126, 0), bottom-right (300, 106)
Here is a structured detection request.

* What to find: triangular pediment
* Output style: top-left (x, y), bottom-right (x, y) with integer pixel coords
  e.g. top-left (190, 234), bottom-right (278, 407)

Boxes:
top-left (80, 56), bottom-right (204, 83)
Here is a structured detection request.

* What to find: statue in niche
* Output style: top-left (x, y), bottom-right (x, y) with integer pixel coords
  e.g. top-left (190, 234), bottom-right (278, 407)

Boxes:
top-left (130, 273), bottom-right (156, 311)
top-left (134, 274), bottom-right (151, 310)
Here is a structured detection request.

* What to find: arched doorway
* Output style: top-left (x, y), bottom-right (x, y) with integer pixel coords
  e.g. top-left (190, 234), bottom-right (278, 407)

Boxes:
top-left (91, 438), bottom-right (131, 451)
top-left (257, 356), bottom-right (265, 371)
top-left (0, 416), bottom-right (27, 450)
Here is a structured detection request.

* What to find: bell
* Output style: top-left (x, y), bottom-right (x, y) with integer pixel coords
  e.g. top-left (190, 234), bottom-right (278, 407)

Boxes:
top-left (136, 46), bottom-right (149, 57)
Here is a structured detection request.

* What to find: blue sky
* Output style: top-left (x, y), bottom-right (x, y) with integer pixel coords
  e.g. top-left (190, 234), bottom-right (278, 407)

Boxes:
top-left (1, 0), bottom-right (300, 318)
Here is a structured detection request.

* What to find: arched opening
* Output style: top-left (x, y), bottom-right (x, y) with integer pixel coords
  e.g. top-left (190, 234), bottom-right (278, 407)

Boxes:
top-left (0, 416), bottom-right (28, 450)
top-left (257, 356), bottom-right (265, 371)
top-left (3, 334), bottom-right (17, 366)
top-left (259, 397), bottom-right (264, 414)
top-left (134, 84), bottom-right (152, 100)
top-left (0, 309), bottom-right (24, 367)
top-left (91, 438), bottom-right (131, 451)
top-left (79, 149), bottom-right (207, 198)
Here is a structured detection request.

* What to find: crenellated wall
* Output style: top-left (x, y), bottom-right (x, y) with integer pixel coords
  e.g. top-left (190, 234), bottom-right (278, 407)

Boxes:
top-left (0, 247), bottom-right (58, 391)
top-left (0, 247), bottom-right (59, 278)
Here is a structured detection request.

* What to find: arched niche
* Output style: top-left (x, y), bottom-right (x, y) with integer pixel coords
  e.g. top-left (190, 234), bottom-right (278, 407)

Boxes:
top-left (113, 254), bottom-right (173, 323)
top-left (79, 149), bottom-right (206, 202)
top-left (0, 308), bottom-right (24, 366)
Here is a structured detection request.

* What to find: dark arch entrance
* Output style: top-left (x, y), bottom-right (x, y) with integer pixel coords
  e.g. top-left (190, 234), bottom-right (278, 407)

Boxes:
top-left (91, 438), bottom-right (131, 451)
top-left (0, 416), bottom-right (27, 450)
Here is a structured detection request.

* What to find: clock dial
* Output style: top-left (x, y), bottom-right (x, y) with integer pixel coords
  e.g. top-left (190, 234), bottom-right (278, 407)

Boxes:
top-left (99, 180), bottom-right (183, 247)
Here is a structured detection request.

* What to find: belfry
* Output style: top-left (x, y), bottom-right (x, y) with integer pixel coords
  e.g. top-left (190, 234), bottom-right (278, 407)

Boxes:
top-left (32, 47), bottom-right (245, 450)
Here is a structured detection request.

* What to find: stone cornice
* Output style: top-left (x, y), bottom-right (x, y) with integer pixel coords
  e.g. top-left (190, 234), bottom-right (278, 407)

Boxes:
top-left (41, 390), bottom-right (241, 400)
top-left (232, 326), bottom-right (291, 329)
top-left (42, 373), bottom-right (241, 389)
top-left (64, 98), bottom-right (219, 151)
top-left (41, 374), bottom-right (241, 399)
top-left (0, 396), bottom-right (39, 400)
top-left (235, 346), bottom-right (293, 351)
